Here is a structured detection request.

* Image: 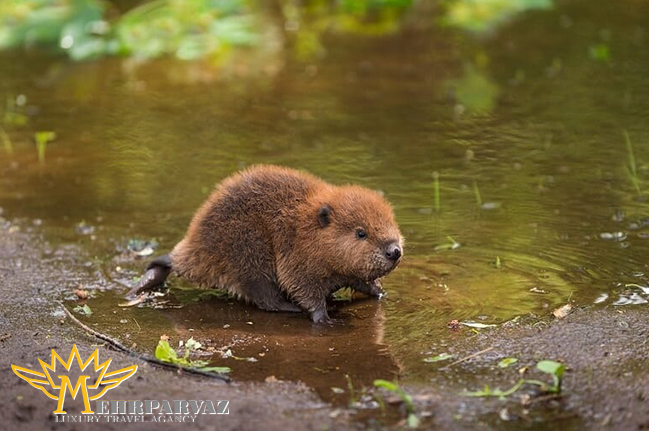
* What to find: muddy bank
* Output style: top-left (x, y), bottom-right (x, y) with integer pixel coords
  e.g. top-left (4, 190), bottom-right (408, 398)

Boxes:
top-left (0, 222), bottom-right (648, 430)
top-left (409, 307), bottom-right (649, 430)
top-left (0, 225), bottom-right (354, 431)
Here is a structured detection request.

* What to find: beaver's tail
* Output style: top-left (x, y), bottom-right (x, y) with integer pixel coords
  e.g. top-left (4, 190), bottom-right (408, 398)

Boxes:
top-left (127, 254), bottom-right (172, 296)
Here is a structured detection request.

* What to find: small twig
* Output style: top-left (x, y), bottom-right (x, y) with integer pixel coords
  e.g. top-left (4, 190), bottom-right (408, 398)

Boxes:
top-left (133, 318), bottom-right (141, 332)
top-left (58, 301), bottom-right (229, 382)
top-left (440, 347), bottom-right (494, 371)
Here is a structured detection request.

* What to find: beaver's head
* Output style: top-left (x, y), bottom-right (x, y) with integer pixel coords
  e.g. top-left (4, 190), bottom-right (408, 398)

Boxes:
top-left (315, 186), bottom-right (403, 281)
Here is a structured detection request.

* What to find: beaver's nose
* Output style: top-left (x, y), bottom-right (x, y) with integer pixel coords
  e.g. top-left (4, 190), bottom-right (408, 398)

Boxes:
top-left (385, 243), bottom-right (402, 261)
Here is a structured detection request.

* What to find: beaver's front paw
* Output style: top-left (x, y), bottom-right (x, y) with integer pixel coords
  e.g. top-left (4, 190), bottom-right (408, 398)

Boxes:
top-left (310, 308), bottom-right (333, 324)
top-left (367, 279), bottom-right (385, 298)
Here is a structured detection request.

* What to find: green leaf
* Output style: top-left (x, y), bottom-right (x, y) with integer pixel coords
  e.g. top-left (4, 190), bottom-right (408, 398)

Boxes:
top-left (407, 412), bottom-right (420, 428)
top-left (423, 353), bottom-right (453, 363)
top-left (374, 379), bottom-right (399, 392)
top-left (35, 131), bottom-right (56, 145)
top-left (374, 379), bottom-right (415, 413)
top-left (461, 379), bottom-right (525, 398)
top-left (185, 337), bottom-right (202, 351)
top-left (73, 304), bottom-right (92, 316)
top-left (497, 357), bottom-right (518, 368)
top-left (155, 340), bottom-right (178, 363)
top-left (536, 360), bottom-right (565, 378)
top-left (155, 339), bottom-right (231, 371)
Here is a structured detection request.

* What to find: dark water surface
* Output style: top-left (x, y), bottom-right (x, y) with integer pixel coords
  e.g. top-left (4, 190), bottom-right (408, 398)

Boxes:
top-left (1, 0), bottom-right (648, 412)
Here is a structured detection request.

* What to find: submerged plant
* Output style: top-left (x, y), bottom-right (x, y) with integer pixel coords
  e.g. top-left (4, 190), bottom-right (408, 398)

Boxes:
top-left (434, 236), bottom-right (460, 251)
top-left (432, 171), bottom-right (441, 212)
top-left (472, 180), bottom-right (482, 207)
top-left (373, 379), bottom-right (419, 428)
top-left (34, 131), bottom-right (56, 164)
top-left (463, 379), bottom-right (525, 399)
top-left (73, 304), bottom-right (92, 316)
top-left (1, 127), bottom-right (12, 155)
top-left (345, 374), bottom-right (357, 405)
top-left (623, 129), bottom-right (642, 193)
top-left (497, 357), bottom-right (518, 368)
top-left (423, 353), bottom-right (454, 363)
top-left (462, 359), bottom-right (566, 399)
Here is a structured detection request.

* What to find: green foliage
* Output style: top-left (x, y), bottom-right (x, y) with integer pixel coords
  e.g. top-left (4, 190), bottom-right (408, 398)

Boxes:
top-left (116, 0), bottom-right (259, 61)
top-left (423, 353), bottom-right (454, 363)
top-left (449, 64), bottom-right (500, 113)
top-left (3, 95), bottom-right (29, 127)
top-left (589, 43), bottom-right (610, 62)
top-left (472, 180), bottom-right (482, 207)
top-left (334, 0), bottom-right (414, 34)
top-left (494, 256), bottom-right (502, 269)
top-left (536, 359), bottom-right (566, 392)
top-left (331, 287), bottom-right (354, 302)
top-left (444, 0), bottom-right (552, 34)
top-left (34, 131), bottom-right (56, 164)
top-left (623, 130), bottom-right (642, 193)
top-left (462, 359), bottom-right (566, 399)
top-left (1, 128), bottom-right (12, 155)
top-left (73, 304), bottom-right (92, 315)
top-left (432, 171), bottom-right (441, 212)
top-left (0, 0), bottom-right (416, 62)
top-left (345, 374), bottom-right (356, 404)
top-left (434, 236), bottom-right (461, 251)
top-left (373, 379), bottom-right (419, 428)
top-left (462, 379), bottom-right (525, 399)
top-left (0, 0), bottom-right (108, 60)
top-left (497, 357), bottom-right (518, 368)
top-left (0, 0), bottom-right (258, 61)
top-left (155, 339), bottom-right (231, 373)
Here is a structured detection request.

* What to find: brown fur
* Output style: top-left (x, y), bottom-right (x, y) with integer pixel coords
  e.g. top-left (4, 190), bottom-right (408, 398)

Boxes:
top-left (170, 165), bottom-right (403, 322)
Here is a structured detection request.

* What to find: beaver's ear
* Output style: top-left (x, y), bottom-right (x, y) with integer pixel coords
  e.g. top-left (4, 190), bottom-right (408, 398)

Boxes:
top-left (317, 205), bottom-right (332, 228)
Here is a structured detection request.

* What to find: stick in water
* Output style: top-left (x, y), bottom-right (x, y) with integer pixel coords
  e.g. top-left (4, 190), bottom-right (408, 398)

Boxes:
top-left (440, 347), bottom-right (495, 371)
top-left (58, 301), bottom-right (230, 382)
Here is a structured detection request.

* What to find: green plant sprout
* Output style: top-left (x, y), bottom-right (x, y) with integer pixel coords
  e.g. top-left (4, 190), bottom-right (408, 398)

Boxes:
top-left (497, 357), bottom-right (518, 368)
top-left (432, 171), bottom-right (440, 212)
top-left (345, 374), bottom-right (356, 405)
top-left (34, 131), bottom-right (56, 164)
top-left (623, 129), bottom-right (641, 193)
top-left (472, 180), bottom-right (482, 207)
top-left (434, 236), bottom-right (460, 251)
top-left (374, 379), bottom-right (419, 428)
top-left (1, 127), bottom-right (12, 155)
top-left (462, 359), bottom-right (566, 399)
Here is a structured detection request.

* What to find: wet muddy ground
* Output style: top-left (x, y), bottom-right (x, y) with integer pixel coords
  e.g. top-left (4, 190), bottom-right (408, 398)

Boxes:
top-left (1, 221), bottom-right (647, 431)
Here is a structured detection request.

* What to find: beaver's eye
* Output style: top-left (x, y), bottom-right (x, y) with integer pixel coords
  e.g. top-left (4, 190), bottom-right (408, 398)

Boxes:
top-left (356, 229), bottom-right (367, 239)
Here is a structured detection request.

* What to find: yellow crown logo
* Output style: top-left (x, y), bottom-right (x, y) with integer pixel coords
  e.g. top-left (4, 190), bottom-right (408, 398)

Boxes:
top-left (11, 344), bottom-right (137, 414)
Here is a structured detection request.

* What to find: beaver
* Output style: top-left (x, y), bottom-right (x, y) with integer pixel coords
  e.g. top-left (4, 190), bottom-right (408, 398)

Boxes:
top-left (130, 165), bottom-right (403, 323)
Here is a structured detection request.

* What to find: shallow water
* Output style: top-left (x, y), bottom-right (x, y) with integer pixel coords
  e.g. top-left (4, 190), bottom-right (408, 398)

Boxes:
top-left (1, 0), bottom-right (649, 411)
